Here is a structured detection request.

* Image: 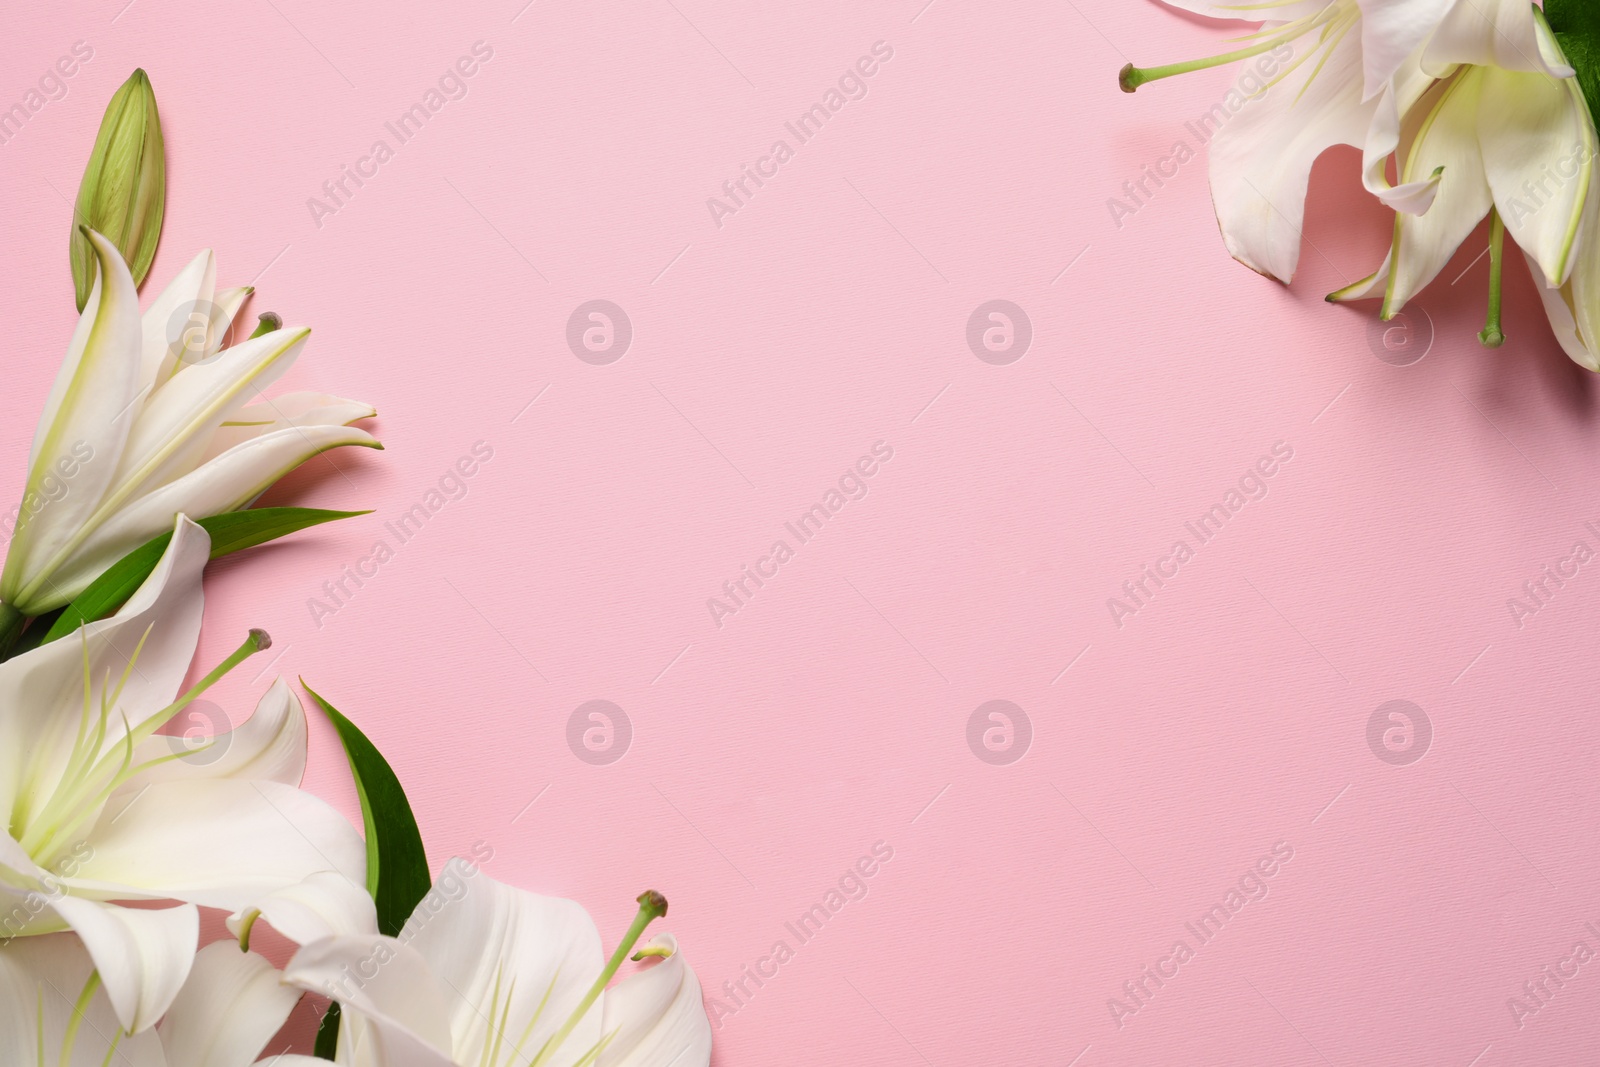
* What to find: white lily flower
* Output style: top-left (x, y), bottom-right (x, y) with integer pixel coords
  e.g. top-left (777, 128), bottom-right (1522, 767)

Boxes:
top-left (1121, 0), bottom-right (1570, 282)
top-left (0, 229), bottom-right (379, 621)
top-left (271, 858), bottom-right (712, 1067)
top-left (0, 516), bottom-right (367, 1033)
top-left (1330, 10), bottom-right (1600, 364)
top-left (1, 934), bottom-right (302, 1066)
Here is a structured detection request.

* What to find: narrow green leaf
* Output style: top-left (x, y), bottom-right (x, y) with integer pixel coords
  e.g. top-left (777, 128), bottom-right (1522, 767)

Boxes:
top-left (40, 507), bottom-right (369, 644)
top-left (301, 682), bottom-right (430, 937)
top-left (312, 1003), bottom-right (341, 1060)
top-left (1548, 0), bottom-right (1600, 131)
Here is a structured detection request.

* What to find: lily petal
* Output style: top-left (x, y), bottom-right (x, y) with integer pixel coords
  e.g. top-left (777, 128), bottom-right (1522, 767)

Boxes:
top-left (1207, 9), bottom-right (1372, 282)
top-left (204, 391), bottom-right (377, 463)
top-left (139, 249), bottom-right (217, 393)
top-left (130, 676), bottom-right (309, 788)
top-left (3, 230), bottom-right (143, 612)
top-left (1478, 61), bottom-right (1594, 288)
top-left (109, 326), bottom-right (312, 503)
top-left (282, 934), bottom-right (457, 1065)
top-left (68, 777), bottom-right (366, 911)
top-left (227, 870), bottom-right (378, 948)
top-left (1157, 0), bottom-right (1327, 21)
top-left (1422, 0), bottom-right (1573, 78)
top-left (399, 859), bottom-right (605, 1067)
top-left (48, 895), bottom-right (199, 1033)
top-left (157, 941), bottom-right (301, 1067)
top-left (50, 423), bottom-right (380, 600)
top-left (598, 935), bottom-right (712, 1067)
top-left (0, 932), bottom-right (166, 1065)
top-left (0, 516), bottom-right (208, 828)
top-left (1381, 67), bottom-right (1493, 315)
top-left (1355, 0), bottom-right (1453, 100)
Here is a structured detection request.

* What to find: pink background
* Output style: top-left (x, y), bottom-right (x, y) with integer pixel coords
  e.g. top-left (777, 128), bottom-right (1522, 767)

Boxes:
top-left (5, 0), bottom-right (1600, 1063)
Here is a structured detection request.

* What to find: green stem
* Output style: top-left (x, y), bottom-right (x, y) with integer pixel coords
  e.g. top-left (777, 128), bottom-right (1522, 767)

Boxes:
top-left (1480, 209), bottom-right (1506, 349)
top-left (529, 891), bottom-right (669, 1067)
top-left (0, 602), bottom-right (27, 661)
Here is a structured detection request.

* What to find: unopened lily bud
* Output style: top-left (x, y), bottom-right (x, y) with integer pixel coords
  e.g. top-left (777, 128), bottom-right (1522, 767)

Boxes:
top-left (71, 68), bottom-right (166, 311)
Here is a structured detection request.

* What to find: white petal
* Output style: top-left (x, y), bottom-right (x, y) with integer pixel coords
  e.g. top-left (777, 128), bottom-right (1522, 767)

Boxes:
top-left (1422, 0), bottom-right (1573, 78)
top-left (1478, 62), bottom-right (1594, 287)
top-left (0, 516), bottom-right (209, 827)
top-left (401, 858), bottom-right (605, 1067)
top-left (70, 778), bottom-right (366, 911)
top-left (51, 423), bottom-right (380, 598)
top-left (1361, 55), bottom-right (1441, 212)
top-left (228, 870), bottom-right (378, 948)
top-left (1207, 14), bottom-right (1372, 282)
top-left (2, 230), bottom-right (143, 613)
top-left (0, 932), bottom-right (167, 1065)
top-left (204, 391), bottom-right (378, 463)
top-left (130, 677), bottom-right (309, 788)
top-left (49, 896), bottom-right (199, 1033)
top-left (598, 935), bottom-right (712, 1067)
top-left (1381, 68), bottom-right (1493, 315)
top-left (1157, 0), bottom-right (1326, 20)
top-left (158, 941), bottom-right (300, 1067)
top-left (140, 249), bottom-right (217, 392)
top-left (204, 286), bottom-right (255, 359)
top-left (111, 326), bottom-right (312, 502)
top-left (282, 934), bottom-right (457, 1064)
top-left (1542, 176), bottom-right (1600, 371)
top-left (1355, 0), bottom-right (1453, 99)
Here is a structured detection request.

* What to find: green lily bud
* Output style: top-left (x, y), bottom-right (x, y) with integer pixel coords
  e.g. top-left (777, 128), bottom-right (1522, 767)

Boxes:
top-left (70, 68), bottom-right (165, 311)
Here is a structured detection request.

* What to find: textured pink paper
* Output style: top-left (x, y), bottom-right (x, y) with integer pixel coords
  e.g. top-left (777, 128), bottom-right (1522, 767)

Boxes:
top-left (5, 1), bottom-right (1600, 1062)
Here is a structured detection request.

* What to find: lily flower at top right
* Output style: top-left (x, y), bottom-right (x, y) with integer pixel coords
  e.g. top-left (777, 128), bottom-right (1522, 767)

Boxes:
top-left (1331, 1), bottom-right (1600, 368)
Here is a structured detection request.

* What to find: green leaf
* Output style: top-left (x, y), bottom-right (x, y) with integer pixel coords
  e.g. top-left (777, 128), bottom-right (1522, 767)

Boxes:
top-left (302, 682), bottom-right (430, 938)
top-left (1547, 0), bottom-right (1600, 130)
top-left (312, 1003), bottom-right (341, 1060)
top-left (40, 507), bottom-right (369, 644)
